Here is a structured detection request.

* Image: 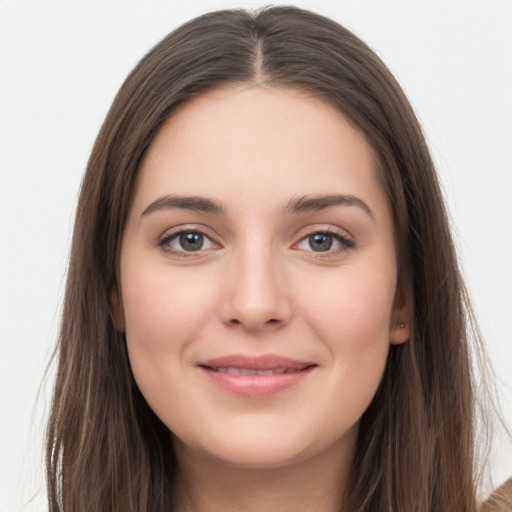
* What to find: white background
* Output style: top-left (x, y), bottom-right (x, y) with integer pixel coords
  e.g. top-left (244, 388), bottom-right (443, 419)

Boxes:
top-left (1, 1), bottom-right (511, 510)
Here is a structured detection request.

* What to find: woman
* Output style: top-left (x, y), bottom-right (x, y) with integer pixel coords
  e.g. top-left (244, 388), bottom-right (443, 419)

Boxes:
top-left (45, 6), bottom-right (511, 511)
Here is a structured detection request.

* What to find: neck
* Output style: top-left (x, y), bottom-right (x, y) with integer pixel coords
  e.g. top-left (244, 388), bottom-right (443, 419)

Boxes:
top-left (171, 433), bottom-right (356, 512)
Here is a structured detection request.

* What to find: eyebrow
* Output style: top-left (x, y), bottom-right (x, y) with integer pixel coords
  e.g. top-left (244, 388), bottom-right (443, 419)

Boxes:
top-left (283, 194), bottom-right (374, 220)
top-left (141, 193), bottom-right (374, 220)
top-left (141, 195), bottom-right (225, 216)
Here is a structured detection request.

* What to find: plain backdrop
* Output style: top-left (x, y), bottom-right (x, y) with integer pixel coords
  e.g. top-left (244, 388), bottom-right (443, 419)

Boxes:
top-left (1, 0), bottom-right (511, 510)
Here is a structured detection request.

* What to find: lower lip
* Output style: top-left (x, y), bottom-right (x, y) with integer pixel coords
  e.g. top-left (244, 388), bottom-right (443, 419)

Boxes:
top-left (199, 367), bottom-right (315, 398)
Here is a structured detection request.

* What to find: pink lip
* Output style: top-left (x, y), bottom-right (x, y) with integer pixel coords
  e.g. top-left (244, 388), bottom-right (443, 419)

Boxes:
top-left (197, 354), bottom-right (316, 398)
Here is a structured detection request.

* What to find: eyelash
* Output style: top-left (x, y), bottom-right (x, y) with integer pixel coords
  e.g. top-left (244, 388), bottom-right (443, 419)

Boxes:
top-left (157, 227), bottom-right (219, 257)
top-left (157, 226), bottom-right (355, 258)
top-left (294, 227), bottom-right (355, 257)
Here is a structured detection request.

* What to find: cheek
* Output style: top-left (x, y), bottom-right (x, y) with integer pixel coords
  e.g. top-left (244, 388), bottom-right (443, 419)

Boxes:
top-left (299, 272), bottom-right (393, 433)
top-left (120, 264), bottom-right (217, 387)
top-left (296, 266), bottom-right (395, 401)
top-left (301, 267), bottom-right (395, 346)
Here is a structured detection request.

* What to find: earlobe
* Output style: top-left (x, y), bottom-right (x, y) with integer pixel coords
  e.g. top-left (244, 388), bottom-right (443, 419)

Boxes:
top-left (110, 285), bottom-right (126, 333)
top-left (389, 283), bottom-right (411, 345)
top-left (390, 318), bottom-right (410, 344)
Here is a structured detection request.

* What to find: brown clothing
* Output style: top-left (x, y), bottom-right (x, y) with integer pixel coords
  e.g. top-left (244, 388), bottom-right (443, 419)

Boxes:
top-left (480, 479), bottom-right (512, 512)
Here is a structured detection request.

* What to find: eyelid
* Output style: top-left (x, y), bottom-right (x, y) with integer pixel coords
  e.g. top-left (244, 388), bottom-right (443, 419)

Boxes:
top-left (292, 225), bottom-right (355, 255)
top-left (157, 224), bottom-right (222, 256)
top-left (155, 223), bottom-right (355, 258)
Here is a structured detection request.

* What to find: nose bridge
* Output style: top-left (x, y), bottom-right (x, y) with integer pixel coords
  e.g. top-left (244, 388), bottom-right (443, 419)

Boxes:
top-left (221, 232), bottom-right (291, 331)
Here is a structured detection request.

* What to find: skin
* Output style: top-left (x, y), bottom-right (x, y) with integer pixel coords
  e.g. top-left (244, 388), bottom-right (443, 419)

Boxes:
top-left (113, 84), bottom-right (410, 512)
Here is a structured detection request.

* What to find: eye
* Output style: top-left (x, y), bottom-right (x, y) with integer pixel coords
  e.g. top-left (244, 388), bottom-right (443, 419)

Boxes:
top-left (159, 230), bottom-right (218, 254)
top-left (296, 231), bottom-right (354, 254)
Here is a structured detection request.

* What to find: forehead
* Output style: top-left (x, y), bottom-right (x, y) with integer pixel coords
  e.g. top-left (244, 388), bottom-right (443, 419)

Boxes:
top-left (133, 85), bottom-right (388, 217)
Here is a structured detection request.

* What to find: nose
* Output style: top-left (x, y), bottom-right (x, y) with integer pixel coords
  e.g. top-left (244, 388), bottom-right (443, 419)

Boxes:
top-left (219, 246), bottom-right (292, 332)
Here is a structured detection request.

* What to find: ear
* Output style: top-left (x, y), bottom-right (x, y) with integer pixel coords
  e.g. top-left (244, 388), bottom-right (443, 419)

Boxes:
top-left (110, 284), bottom-right (126, 333)
top-left (389, 281), bottom-right (410, 345)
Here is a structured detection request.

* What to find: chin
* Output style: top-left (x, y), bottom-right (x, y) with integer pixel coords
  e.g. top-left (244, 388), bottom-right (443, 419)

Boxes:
top-left (192, 441), bottom-right (313, 470)
top-left (172, 414), bottom-right (359, 471)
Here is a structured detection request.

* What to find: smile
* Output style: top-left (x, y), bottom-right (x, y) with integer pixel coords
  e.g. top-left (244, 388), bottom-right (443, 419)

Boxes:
top-left (208, 367), bottom-right (304, 375)
top-left (197, 354), bottom-right (316, 398)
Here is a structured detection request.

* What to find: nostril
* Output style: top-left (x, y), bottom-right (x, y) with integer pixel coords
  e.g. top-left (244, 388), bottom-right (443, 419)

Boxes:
top-left (227, 317), bottom-right (281, 329)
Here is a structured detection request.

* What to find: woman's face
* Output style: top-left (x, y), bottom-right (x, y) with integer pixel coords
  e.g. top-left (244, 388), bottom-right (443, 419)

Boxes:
top-left (114, 85), bottom-right (409, 469)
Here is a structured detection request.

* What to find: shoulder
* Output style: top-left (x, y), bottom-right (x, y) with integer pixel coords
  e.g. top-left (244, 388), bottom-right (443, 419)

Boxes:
top-left (480, 478), bottom-right (512, 512)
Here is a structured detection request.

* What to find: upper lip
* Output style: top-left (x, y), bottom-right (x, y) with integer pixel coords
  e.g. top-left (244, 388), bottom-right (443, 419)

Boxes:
top-left (198, 354), bottom-right (315, 371)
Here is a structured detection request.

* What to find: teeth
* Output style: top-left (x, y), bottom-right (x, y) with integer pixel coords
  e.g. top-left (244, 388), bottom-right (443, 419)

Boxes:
top-left (213, 366), bottom-right (300, 375)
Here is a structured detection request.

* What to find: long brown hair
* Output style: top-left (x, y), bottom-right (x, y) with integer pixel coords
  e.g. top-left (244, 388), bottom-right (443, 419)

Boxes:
top-left (46, 6), bottom-right (507, 511)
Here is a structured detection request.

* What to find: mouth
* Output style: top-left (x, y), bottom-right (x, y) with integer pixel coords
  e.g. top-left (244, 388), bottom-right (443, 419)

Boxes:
top-left (203, 366), bottom-right (309, 375)
top-left (197, 354), bottom-right (317, 398)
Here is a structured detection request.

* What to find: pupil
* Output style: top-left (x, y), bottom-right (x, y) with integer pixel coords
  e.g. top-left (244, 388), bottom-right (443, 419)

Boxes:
top-left (310, 233), bottom-right (332, 252)
top-left (180, 232), bottom-right (203, 251)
